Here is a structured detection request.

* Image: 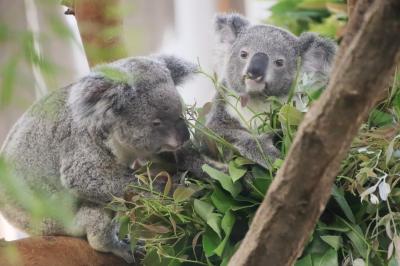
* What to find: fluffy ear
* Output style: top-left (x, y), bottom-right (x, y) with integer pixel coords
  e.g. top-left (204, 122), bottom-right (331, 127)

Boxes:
top-left (68, 75), bottom-right (133, 134)
top-left (298, 32), bottom-right (337, 77)
top-left (215, 13), bottom-right (250, 45)
top-left (157, 55), bottom-right (198, 86)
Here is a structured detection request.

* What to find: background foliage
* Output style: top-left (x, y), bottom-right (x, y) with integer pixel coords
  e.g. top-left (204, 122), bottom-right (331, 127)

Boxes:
top-left (113, 66), bottom-right (400, 265)
top-left (1, 1), bottom-right (400, 266)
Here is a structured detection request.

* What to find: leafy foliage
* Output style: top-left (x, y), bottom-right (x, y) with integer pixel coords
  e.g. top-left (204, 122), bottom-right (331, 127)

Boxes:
top-left (109, 68), bottom-right (400, 266)
top-left (267, 0), bottom-right (347, 39)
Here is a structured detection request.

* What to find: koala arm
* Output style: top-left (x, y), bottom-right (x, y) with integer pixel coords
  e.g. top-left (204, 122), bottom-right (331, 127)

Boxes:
top-left (60, 151), bottom-right (137, 205)
top-left (232, 130), bottom-right (280, 169)
top-left (210, 123), bottom-right (280, 169)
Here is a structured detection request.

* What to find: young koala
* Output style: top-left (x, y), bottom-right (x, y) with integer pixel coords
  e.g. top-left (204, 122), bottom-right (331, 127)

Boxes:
top-left (0, 55), bottom-right (196, 262)
top-left (206, 13), bottom-right (337, 168)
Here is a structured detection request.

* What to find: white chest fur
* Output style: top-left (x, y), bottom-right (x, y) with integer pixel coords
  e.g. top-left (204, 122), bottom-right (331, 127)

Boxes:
top-left (225, 95), bottom-right (287, 129)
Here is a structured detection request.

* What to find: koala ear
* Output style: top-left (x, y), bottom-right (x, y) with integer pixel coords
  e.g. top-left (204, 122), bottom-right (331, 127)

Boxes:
top-left (215, 13), bottom-right (250, 45)
top-left (298, 32), bottom-right (337, 77)
top-left (68, 75), bottom-right (133, 134)
top-left (157, 55), bottom-right (198, 86)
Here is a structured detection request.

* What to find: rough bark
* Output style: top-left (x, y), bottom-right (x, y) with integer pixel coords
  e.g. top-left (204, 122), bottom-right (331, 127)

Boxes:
top-left (0, 236), bottom-right (131, 266)
top-left (347, 0), bottom-right (358, 18)
top-left (217, 0), bottom-right (245, 13)
top-left (72, 0), bottom-right (127, 65)
top-left (229, 1), bottom-right (400, 266)
top-left (337, 0), bottom-right (371, 65)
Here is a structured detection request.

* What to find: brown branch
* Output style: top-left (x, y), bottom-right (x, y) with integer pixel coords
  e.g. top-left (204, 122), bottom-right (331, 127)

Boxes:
top-left (0, 236), bottom-right (131, 266)
top-left (347, 0), bottom-right (358, 18)
top-left (228, 1), bottom-right (400, 265)
top-left (73, 0), bottom-right (127, 65)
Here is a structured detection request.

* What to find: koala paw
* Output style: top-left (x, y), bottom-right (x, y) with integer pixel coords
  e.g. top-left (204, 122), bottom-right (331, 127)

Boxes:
top-left (111, 241), bottom-right (135, 263)
top-left (112, 239), bottom-right (146, 264)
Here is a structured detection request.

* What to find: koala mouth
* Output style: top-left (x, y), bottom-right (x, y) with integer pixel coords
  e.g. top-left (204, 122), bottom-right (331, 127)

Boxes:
top-left (244, 77), bottom-right (268, 95)
top-left (157, 144), bottom-right (182, 154)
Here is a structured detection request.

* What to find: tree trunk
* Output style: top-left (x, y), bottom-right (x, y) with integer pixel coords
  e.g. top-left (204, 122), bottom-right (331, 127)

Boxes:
top-left (0, 236), bottom-right (131, 266)
top-left (347, 0), bottom-right (358, 18)
top-left (228, 1), bottom-right (400, 265)
top-left (72, 0), bottom-right (127, 65)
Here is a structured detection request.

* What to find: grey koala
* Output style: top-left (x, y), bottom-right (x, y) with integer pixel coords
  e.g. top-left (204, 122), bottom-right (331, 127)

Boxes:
top-left (206, 13), bottom-right (337, 168)
top-left (0, 55), bottom-right (196, 263)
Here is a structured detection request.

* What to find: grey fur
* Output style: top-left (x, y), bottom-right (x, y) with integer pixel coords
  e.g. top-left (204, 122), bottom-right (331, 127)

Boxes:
top-left (207, 13), bottom-right (337, 168)
top-left (0, 55), bottom-right (196, 263)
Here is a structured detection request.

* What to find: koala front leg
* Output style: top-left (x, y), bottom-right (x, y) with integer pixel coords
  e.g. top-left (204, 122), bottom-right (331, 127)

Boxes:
top-left (72, 204), bottom-right (140, 263)
top-left (233, 131), bottom-right (281, 169)
top-left (60, 155), bottom-right (138, 205)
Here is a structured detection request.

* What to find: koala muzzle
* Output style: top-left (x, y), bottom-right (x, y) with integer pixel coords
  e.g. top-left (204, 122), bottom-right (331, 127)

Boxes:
top-left (245, 52), bottom-right (269, 82)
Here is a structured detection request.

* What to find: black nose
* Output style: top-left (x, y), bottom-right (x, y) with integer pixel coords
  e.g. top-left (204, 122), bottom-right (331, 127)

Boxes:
top-left (246, 52), bottom-right (268, 82)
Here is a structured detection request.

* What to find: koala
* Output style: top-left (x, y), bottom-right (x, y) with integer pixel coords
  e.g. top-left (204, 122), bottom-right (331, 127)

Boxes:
top-left (206, 13), bottom-right (337, 168)
top-left (0, 55), bottom-right (196, 263)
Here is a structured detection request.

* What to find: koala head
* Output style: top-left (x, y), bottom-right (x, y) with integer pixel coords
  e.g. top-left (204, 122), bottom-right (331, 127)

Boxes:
top-left (68, 55), bottom-right (197, 158)
top-left (215, 13), bottom-right (337, 97)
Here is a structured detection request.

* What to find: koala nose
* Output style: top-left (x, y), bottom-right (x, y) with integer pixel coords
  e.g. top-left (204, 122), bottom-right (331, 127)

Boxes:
top-left (246, 52), bottom-right (269, 82)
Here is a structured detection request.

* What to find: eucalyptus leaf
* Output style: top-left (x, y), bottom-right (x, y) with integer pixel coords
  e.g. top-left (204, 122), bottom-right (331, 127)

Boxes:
top-left (194, 199), bottom-right (214, 222)
top-left (312, 248), bottom-right (338, 266)
top-left (202, 228), bottom-right (220, 257)
top-left (173, 186), bottom-right (196, 203)
top-left (320, 235), bottom-right (341, 251)
top-left (295, 255), bottom-right (313, 266)
top-left (331, 185), bottom-right (356, 223)
top-left (214, 211), bottom-right (235, 256)
top-left (228, 161), bottom-right (247, 183)
top-left (202, 164), bottom-right (242, 197)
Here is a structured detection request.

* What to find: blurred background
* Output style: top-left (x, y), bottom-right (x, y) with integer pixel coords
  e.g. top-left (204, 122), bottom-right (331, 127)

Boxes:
top-left (0, 0), bottom-right (346, 240)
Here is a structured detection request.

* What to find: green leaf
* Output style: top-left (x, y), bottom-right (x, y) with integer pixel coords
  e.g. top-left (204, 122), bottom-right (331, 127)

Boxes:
top-left (202, 164), bottom-right (242, 197)
top-left (295, 255), bottom-right (313, 266)
top-left (234, 156), bottom-right (254, 166)
top-left (207, 213), bottom-right (222, 238)
top-left (202, 228), bottom-right (220, 257)
top-left (228, 161), bottom-right (247, 183)
top-left (368, 109), bottom-right (393, 127)
top-left (143, 248), bottom-right (163, 266)
top-left (320, 235), bottom-right (341, 251)
top-left (118, 215), bottom-right (130, 239)
top-left (194, 199), bottom-right (222, 237)
top-left (95, 65), bottom-right (131, 83)
top-left (251, 165), bottom-right (271, 179)
top-left (272, 158), bottom-right (284, 169)
top-left (279, 104), bottom-right (304, 126)
top-left (0, 56), bottom-right (18, 107)
top-left (210, 187), bottom-right (239, 213)
top-left (252, 178), bottom-right (271, 195)
top-left (173, 186), bottom-right (196, 203)
top-left (193, 199), bottom-right (214, 222)
top-left (214, 210), bottom-right (235, 257)
top-left (386, 135), bottom-right (400, 166)
top-left (312, 248), bottom-right (338, 266)
top-left (331, 185), bottom-right (356, 223)
top-left (346, 229), bottom-right (368, 258)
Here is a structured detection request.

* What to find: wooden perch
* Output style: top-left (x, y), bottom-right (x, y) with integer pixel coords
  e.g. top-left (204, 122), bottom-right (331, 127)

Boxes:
top-left (0, 236), bottom-right (131, 266)
top-left (229, 0), bottom-right (400, 265)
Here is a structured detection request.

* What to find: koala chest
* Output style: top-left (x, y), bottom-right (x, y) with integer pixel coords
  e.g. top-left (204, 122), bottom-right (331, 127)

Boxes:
top-left (225, 96), bottom-right (270, 129)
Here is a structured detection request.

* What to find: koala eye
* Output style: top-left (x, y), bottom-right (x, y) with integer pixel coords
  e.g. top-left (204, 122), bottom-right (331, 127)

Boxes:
top-left (274, 59), bottom-right (284, 67)
top-left (152, 119), bottom-right (162, 127)
top-left (240, 50), bottom-right (249, 59)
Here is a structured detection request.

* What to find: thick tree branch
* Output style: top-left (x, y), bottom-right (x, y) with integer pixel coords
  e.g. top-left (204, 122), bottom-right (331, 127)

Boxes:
top-left (229, 1), bottom-right (400, 265)
top-left (73, 0), bottom-right (127, 65)
top-left (0, 236), bottom-right (131, 266)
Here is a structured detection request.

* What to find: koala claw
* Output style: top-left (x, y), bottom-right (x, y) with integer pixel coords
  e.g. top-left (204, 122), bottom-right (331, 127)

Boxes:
top-left (112, 241), bottom-right (136, 264)
top-left (114, 239), bottom-right (146, 264)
